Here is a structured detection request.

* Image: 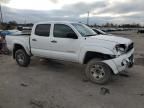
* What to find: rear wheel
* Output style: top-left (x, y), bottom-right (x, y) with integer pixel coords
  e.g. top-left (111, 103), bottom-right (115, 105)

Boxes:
top-left (15, 49), bottom-right (30, 67)
top-left (85, 59), bottom-right (112, 84)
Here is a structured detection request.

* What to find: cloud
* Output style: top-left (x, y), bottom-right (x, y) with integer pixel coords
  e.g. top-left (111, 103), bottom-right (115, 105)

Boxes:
top-left (1, 0), bottom-right (144, 25)
top-left (49, 0), bottom-right (59, 4)
top-left (0, 0), bottom-right (10, 3)
top-left (63, 1), bottom-right (106, 15)
top-left (94, 0), bottom-right (144, 14)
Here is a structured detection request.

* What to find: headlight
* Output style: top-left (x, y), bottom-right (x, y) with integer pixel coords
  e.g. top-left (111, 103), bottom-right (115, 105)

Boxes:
top-left (115, 44), bottom-right (126, 55)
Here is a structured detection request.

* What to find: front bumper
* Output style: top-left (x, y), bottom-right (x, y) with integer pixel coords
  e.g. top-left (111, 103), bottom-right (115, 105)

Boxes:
top-left (103, 48), bottom-right (134, 74)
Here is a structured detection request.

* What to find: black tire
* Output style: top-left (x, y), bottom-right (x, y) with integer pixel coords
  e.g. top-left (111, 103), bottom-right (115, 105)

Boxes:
top-left (85, 59), bottom-right (112, 85)
top-left (15, 49), bottom-right (30, 67)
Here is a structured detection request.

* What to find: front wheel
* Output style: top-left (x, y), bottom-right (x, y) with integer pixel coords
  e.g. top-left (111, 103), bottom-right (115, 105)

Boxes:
top-left (85, 59), bottom-right (112, 85)
top-left (15, 49), bottom-right (30, 67)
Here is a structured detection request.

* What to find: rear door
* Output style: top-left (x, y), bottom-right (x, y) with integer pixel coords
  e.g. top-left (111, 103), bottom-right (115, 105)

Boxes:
top-left (30, 24), bottom-right (54, 57)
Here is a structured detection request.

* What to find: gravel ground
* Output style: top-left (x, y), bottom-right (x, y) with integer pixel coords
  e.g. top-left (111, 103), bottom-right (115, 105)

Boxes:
top-left (0, 31), bottom-right (144, 108)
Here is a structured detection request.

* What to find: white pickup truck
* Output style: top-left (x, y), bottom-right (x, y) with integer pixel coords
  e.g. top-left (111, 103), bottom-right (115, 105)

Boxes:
top-left (6, 21), bottom-right (134, 84)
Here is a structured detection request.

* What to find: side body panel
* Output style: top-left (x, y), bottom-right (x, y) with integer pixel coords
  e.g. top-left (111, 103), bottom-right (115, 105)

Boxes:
top-left (30, 22), bottom-right (82, 62)
top-left (6, 35), bottom-right (30, 55)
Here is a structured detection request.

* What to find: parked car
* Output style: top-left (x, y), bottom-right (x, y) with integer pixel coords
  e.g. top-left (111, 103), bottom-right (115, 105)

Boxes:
top-left (1, 30), bottom-right (21, 36)
top-left (92, 28), bottom-right (112, 35)
top-left (6, 21), bottom-right (134, 84)
top-left (137, 29), bottom-right (144, 33)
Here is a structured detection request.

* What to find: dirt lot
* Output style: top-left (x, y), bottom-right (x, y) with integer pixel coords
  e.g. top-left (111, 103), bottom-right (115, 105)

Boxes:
top-left (0, 31), bottom-right (144, 108)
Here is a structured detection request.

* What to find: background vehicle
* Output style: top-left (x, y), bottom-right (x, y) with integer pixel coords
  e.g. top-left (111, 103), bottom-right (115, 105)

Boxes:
top-left (1, 30), bottom-right (21, 35)
top-left (6, 21), bottom-right (134, 84)
top-left (92, 28), bottom-right (113, 35)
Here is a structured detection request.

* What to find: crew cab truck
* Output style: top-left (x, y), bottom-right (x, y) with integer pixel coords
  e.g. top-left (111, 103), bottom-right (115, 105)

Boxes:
top-left (6, 21), bottom-right (134, 84)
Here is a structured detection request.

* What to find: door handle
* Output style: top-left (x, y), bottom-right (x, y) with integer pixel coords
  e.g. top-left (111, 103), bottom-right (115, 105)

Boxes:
top-left (32, 39), bottom-right (37, 41)
top-left (51, 40), bottom-right (57, 43)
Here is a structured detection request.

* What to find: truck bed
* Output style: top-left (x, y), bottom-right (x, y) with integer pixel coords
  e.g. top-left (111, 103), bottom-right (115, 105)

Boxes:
top-left (6, 34), bottom-right (30, 52)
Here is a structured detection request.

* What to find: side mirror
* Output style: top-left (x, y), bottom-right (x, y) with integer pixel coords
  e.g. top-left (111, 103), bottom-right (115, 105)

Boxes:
top-left (67, 33), bottom-right (78, 39)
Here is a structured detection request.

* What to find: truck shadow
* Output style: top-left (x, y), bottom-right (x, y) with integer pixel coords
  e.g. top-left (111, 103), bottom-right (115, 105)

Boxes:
top-left (29, 58), bottom-right (133, 86)
top-left (30, 58), bottom-right (83, 75)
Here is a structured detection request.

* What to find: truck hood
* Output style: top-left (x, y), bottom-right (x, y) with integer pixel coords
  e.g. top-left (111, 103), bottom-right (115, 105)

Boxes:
top-left (84, 35), bottom-right (133, 52)
top-left (91, 35), bottom-right (132, 45)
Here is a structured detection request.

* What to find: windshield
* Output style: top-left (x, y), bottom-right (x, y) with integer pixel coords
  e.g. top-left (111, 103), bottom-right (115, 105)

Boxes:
top-left (72, 23), bottom-right (97, 37)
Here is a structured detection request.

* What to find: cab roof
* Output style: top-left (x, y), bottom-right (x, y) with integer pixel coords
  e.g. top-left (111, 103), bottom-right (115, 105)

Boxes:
top-left (35, 21), bottom-right (80, 25)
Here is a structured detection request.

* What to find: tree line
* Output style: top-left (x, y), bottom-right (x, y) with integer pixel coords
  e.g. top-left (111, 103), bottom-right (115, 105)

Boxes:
top-left (0, 21), bottom-right (33, 30)
top-left (0, 21), bottom-right (143, 30)
top-left (91, 23), bottom-right (144, 28)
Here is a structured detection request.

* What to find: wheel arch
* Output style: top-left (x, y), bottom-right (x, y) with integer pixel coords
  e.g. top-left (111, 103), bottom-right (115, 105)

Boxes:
top-left (83, 51), bottom-right (115, 64)
top-left (13, 44), bottom-right (29, 59)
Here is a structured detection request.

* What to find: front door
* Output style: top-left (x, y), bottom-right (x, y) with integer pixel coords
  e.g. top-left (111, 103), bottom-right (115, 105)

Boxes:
top-left (50, 24), bottom-right (81, 62)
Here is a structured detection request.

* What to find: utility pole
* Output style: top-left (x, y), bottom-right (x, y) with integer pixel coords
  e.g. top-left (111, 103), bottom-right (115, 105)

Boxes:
top-left (0, 3), bottom-right (3, 24)
top-left (24, 17), bottom-right (26, 25)
top-left (87, 11), bottom-right (89, 25)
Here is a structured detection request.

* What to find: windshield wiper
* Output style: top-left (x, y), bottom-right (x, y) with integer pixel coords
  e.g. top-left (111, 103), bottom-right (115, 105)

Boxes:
top-left (85, 34), bottom-right (97, 37)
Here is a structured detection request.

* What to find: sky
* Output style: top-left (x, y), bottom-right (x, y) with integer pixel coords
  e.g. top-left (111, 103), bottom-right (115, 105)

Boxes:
top-left (1, 0), bottom-right (144, 25)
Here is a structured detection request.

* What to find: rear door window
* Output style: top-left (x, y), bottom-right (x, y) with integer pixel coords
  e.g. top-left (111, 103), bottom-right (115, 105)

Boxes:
top-left (35, 24), bottom-right (51, 36)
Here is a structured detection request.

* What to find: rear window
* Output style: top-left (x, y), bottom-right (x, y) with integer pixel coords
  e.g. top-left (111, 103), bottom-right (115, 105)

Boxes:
top-left (35, 24), bottom-right (51, 36)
